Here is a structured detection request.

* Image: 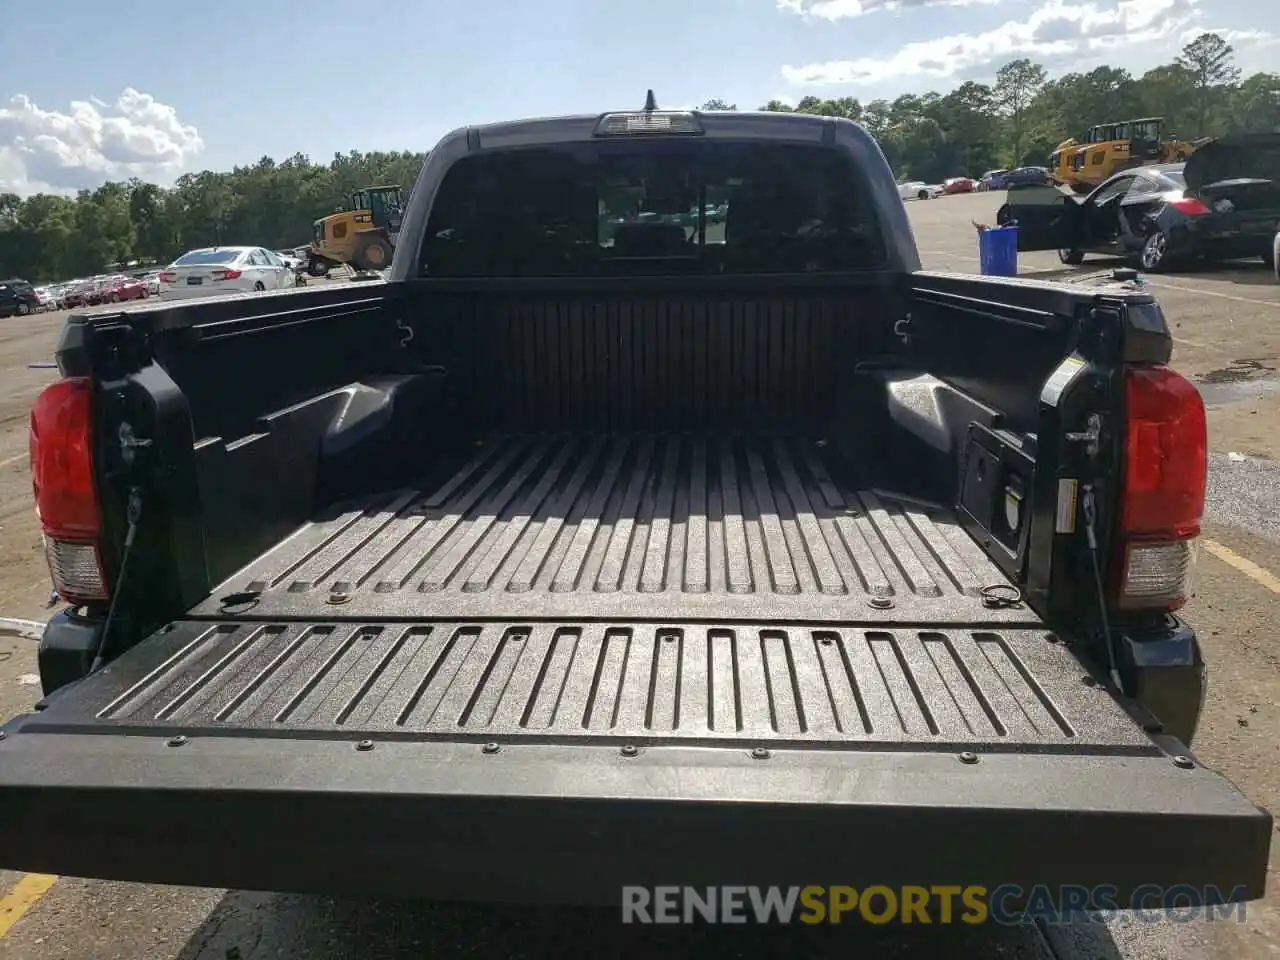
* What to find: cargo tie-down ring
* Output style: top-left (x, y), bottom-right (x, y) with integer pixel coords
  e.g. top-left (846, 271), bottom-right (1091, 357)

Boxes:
top-left (979, 583), bottom-right (1023, 608)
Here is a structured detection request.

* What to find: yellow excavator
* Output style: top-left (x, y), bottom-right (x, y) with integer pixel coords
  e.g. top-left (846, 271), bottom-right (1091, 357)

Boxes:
top-left (1049, 118), bottom-right (1206, 193)
top-left (307, 184), bottom-right (404, 276)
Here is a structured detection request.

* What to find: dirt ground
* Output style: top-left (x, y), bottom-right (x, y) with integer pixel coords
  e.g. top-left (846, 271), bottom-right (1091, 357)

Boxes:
top-left (1, 198), bottom-right (1279, 958)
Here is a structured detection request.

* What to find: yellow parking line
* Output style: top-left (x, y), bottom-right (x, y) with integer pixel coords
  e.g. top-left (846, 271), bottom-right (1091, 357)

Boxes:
top-left (0, 873), bottom-right (58, 938)
top-left (1202, 539), bottom-right (1280, 595)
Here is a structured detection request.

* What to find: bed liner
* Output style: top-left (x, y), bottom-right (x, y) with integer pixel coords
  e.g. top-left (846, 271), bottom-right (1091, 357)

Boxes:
top-left (190, 433), bottom-right (1040, 625)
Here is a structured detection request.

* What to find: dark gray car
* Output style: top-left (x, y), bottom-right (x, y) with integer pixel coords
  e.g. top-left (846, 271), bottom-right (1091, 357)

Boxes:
top-left (0, 278), bottom-right (41, 317)
top-left (997, 134), bottom-right (1280, 272)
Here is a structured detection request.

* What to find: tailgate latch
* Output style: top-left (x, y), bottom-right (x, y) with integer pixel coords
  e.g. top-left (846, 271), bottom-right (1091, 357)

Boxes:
top-left (1065, 413), bottom-right (1102, 458)
top-left (118, 422), bottom-right (153, 466)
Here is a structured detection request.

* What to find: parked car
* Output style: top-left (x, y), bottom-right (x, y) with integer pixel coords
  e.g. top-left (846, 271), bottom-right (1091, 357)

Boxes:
top-left (33, 287), bottom-right (58, 311)
top-left (978, 169), bottom-right (1010, 191)
top-left (898, 180), bottom-right (942, 200)
top-left (997, 138), bottom-right (1280, 272)
top-left (46, 284), bottom-right (73, 309)
top-left (88, 275), bottom-right (150, 305)
top-left (275, 250), bottom-right (307, 273)
top-left (62, 280), bottom-right (96, 309)
top-left (943, 177), bottom-right (976, 194)
top-left (5, 104), bottom-right (1270, 913)
top-left (0, 278), bottom-right (41, 317)
top-left (1274, 229), bottom-right (1280, 282)
top-left (1006, 166), bottom-right (1050, 187)
top-left (159, 246), bottom-right (300, 300)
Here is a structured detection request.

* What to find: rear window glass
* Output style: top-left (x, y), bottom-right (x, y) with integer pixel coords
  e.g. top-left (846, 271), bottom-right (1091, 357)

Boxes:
top-left (420, 141), bottom-right (886, 277)
top-left (1157, 169), bottom-right (1186, 188)
top-left (174, 249), bottom-right (242, 266)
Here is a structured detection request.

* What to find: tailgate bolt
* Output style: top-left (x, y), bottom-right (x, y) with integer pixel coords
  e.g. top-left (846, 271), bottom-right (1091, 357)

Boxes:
top-left (167, 735), bottom-right (187, 747)
top-left (1172, 755), bottom-right (1195, 769)
top-left (958, 751), bottom-right (979, 764)
top-left (356, 739), bottom-right (375, 752)
top-left (482, 741), bottom-right (501, 755)
top-left (326, 591), bottom-right (351, 605)
top-left (620, 744), bottom-right (639, 757)
top-left (751, 747), bottom-right (771, 760)
top-left (867, 596), bottom-right (894, 610)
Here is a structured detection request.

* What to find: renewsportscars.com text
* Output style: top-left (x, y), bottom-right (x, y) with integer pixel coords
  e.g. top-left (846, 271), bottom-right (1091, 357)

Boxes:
top-left (620, 885), bottom-right (1250, 925)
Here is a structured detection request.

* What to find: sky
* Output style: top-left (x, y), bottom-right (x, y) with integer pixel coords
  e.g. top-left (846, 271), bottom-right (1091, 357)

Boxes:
top-left (1, 0), bottom-right (1277, 197)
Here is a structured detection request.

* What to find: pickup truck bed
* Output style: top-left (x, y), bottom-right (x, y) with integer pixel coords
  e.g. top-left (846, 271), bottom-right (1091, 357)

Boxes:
top-left (193, 432), bottom-right (1035, 624)
top-left (9, 434), bottom-right (1262, 903)
top-left (5, 281), bottom-right (1268, 905)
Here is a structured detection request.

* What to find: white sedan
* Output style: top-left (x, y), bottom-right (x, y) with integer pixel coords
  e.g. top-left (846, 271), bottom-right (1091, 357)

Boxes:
top-left (159, 246), bottom-right (298, 300)
top-left (898, 181), bottom-right (944, 201)
top-left (1273, 230), bottom-right (1279, 282)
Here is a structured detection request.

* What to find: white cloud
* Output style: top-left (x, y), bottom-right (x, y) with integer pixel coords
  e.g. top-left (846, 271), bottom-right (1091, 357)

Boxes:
top-left (0, 89), bottom-right (203, 196)
top-left (1180, 26), bottom-right (1278, 48)
top-left (778, 0), bottom-right (995, 18)
top-left (782, 0), bottom-right (1200, 84)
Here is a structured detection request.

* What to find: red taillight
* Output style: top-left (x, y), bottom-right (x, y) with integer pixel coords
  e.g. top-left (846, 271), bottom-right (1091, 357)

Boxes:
top-left (1116, 365), bottom-right (1206, 611)
top-left (159, 271), bottom-right (176, 283)
top-left (29, 378), bottom-right (108, 603)
top-left (1169, 196), bottom-right (1210, 217)
top-left (212, 269), bottom-right (242, 281)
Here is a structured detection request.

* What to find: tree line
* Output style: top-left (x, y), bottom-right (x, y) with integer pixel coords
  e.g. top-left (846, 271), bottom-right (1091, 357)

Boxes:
top-left (2, 32), bottom-right (1276, 284)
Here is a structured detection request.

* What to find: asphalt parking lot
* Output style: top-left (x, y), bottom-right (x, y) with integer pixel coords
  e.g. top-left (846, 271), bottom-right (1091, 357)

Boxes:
top-left (0, 197), bottom-right (1278, 959)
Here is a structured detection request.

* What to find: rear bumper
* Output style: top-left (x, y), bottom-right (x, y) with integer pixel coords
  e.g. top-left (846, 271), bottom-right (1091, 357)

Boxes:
top-left (0, 728), bottom-right (1269, 906)
top-left (158, 284), bottom-right (251, 300)
top-left (1180, 216), bottom-right (1279, 258)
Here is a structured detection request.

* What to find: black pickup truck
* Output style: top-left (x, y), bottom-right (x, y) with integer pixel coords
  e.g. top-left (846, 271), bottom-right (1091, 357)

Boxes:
top-left (2, 104), bottom-right (1271, 908)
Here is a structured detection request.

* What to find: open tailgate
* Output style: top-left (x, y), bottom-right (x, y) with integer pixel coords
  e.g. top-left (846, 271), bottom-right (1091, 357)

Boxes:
top-left (0, 617), bottom-right (1270, 906)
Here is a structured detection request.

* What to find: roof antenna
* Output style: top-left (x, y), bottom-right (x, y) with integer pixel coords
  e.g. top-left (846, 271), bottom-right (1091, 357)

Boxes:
top-left (644, 89), bottom-right (658, 111)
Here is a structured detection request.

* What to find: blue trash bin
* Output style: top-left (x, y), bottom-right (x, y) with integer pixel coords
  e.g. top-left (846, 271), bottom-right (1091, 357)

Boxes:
top-left (978, 225), bottom-right (1018, 277)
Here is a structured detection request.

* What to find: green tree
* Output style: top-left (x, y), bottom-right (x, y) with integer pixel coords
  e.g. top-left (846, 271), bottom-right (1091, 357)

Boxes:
top-left (995, 59), bottom-right (1048, 164)
top-left (1135, 65), bottom-right (1199, 141)
top-left (1177, 32), bottom-right (1242, 137)
top-left (936, 82), bottom-right (999, 174)
top-left (1231, 72), bottom-right (1280, 134)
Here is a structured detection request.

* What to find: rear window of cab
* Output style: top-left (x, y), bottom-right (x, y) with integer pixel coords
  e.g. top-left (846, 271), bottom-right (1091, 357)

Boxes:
top-left (420, 141), bottom-right (886, 278)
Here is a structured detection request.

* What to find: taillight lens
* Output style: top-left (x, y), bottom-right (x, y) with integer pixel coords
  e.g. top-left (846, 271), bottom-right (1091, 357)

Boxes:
top-left (29, 378), bottom-right (107, 603)
top-left (1169, 197), bottom-right (1211, 217)
top-left (212, 269), bottom-right (242, 281)
top-left (159, 271), bottom-right (176, 283)
top-left (1116, 366), bottom-right (1206, 611)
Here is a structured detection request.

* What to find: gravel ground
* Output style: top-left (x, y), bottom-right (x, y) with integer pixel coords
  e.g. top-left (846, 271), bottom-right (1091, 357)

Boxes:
top-left (1, 197), bottom-right (1278, 958)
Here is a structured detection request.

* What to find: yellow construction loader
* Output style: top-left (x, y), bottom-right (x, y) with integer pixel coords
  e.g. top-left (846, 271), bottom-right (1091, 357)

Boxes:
top-left (307, 185), bottom-right (404, 275)
top-left (1048, 118), bottom-right (1205, 193)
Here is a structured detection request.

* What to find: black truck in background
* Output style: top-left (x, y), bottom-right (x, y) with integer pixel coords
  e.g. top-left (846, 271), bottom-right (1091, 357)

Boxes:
top-left (1, 104), bottom-right (1271, 908)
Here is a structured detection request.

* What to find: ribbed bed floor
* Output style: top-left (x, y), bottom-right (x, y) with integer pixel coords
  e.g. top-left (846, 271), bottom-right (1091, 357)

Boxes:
top-left (192, 434), bottom-right (1039, 625)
